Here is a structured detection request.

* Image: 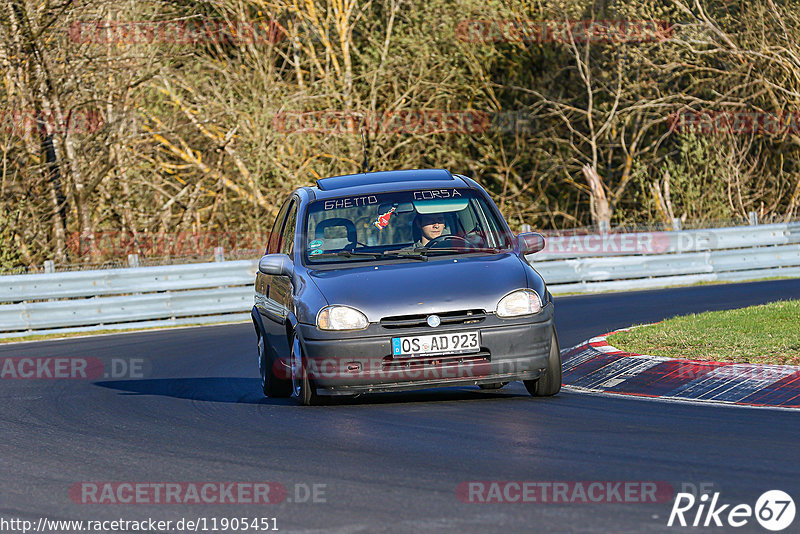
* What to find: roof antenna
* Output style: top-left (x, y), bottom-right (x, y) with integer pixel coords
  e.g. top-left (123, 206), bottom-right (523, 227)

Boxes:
top-left (360, 121), bottom-right (370, 174)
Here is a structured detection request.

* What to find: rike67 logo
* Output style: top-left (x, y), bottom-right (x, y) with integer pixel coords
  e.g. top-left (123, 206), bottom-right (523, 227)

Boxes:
top-left (668, 490), bottom-right (795, 531)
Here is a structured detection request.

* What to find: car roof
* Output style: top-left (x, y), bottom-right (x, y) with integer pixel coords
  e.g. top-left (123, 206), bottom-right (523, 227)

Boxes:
top-left (309, 169), bottom-right (470, 199)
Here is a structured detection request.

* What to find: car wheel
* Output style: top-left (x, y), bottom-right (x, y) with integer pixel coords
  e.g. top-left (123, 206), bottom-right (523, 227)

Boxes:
top-left (524, 326), bottom-right (562, 397)
top-left (259, 334), bottom-right (291, 398)
top-left (290, 334), bottom-right (320, 406)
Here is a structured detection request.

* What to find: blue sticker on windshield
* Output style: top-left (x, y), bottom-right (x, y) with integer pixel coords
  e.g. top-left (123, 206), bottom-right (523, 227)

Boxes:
top-left (310, 249), bottom-right (323, 256)
top-left (309, 240), bottom-right (324, 249)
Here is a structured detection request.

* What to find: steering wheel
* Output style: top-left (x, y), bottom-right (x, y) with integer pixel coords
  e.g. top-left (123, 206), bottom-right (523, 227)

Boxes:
top-left (424, 234), bottom-right (475, 249)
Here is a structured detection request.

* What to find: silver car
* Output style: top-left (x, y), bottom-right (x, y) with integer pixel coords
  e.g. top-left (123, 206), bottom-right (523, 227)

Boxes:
top-left (252, 169), bottom-right (560, 405)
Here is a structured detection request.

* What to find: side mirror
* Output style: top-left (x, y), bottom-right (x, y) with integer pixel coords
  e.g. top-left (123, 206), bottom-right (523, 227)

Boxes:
top-left (517, 232), bottom-right (545, 254)
top-left (258, 254), bottom-right (294, 276)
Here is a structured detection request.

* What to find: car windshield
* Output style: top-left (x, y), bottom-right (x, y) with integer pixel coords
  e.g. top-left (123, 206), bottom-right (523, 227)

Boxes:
top-left (304, 188), bottom-right (514, 263)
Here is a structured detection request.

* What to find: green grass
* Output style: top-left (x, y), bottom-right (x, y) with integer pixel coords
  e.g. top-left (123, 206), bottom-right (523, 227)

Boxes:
top-left (606, 299), bottom-right (800, 365)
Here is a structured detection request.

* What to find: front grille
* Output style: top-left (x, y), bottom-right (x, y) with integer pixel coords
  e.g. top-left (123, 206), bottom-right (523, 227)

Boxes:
top-left (379, 309), bottom-right (486, 329)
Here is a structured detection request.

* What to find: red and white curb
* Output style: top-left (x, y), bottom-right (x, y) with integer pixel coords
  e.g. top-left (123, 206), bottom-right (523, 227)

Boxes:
top-left (561, 332), bottom-right (800, 409)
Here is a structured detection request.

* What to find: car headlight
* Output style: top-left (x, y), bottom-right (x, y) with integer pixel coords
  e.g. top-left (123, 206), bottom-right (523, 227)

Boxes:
top-left (496, 289), bottom-right (542, 317)
top-left (317, 305), bottom-right (369, 330)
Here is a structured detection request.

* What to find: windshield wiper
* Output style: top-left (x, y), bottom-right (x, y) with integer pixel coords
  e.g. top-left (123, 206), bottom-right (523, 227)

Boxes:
top-left (409, 246), bottom-right (504, 256)
top-left (311, 250), bottom-right (384, 259)
top-left (311, 250), bottom-right (428, 261)
top-left (381, 250), bottom-right (429, 261)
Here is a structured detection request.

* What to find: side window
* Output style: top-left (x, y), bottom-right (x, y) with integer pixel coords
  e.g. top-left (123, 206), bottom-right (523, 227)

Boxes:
top-left (267, 200), bottom-right (291, 254)
top-left (280, 201), bottom-right (298, 256)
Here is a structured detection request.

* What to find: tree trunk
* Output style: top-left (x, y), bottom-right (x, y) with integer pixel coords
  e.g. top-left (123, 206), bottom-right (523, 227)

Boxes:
top-left (41, 128), bottom-right (68, 263)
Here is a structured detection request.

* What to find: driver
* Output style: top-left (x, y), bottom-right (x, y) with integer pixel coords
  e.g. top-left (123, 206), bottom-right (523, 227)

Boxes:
top-left (412, 212), bottom-right (446, 247)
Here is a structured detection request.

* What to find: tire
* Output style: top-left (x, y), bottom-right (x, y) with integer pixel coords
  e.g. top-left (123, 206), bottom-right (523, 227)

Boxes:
top-left (524, 326), bottom-right (562, 397)
top-left (258, 333), bottom-right (291, 398)
top-left (290, 334), bottom-right (320, 406)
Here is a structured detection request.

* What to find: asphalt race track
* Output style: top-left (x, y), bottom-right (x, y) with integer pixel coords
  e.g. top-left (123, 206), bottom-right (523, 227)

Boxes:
top-left (2, 279), bottom-right (800, 533)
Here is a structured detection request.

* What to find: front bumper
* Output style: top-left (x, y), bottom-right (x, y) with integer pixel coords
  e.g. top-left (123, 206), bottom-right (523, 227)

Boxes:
top-left (296, 304), bottom-right (554, 395)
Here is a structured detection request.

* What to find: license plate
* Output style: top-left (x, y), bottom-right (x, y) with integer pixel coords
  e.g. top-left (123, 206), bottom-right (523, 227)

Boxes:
top-left (392, 331), bottom-right (480, 356)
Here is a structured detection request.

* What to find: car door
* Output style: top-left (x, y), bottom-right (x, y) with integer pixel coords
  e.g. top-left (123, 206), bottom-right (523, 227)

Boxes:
top-left (255, 198), bottom-right (290, 309)
top-left (257, 198), bottom-right (294, 366)
top-left (269, 198), bottom-right (297, 318)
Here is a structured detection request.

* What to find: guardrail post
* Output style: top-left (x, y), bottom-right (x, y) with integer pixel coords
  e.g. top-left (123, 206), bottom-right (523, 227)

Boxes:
top-left (214, 246), bottom-right (225, 262)
top-left (748, 211), bottom-right (759, 225)
top-left (672, 217), bottom-right (682, 231)
top-left (127, 254), bottom-right (139, 268)
top-left (521, 224), bottom-right (532, 233)
top-left (44, 260), bottom-right (54, 273)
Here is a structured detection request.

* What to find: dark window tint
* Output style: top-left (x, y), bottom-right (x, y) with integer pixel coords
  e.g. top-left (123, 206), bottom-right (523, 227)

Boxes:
top-left (280, 201), bottom-right (298, 256)
top-left (267, 199), bottom-right (291, 254)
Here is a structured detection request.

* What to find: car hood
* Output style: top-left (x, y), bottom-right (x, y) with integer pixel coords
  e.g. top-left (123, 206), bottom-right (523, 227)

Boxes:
top-left (307, 253), bottom-right (527, 322)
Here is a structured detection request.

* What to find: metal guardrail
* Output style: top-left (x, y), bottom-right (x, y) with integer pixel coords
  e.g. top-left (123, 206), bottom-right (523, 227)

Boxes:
top-left (0, 260), bottom-right (258, 339)
top-left (0, 223), bottom-right (798, 338)
top-left (535, 224), bottom-right (800, 259)
top-left (0, 261), bottom-right (257, 302)
top-left (532, 222), bottom-right (800, 294)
